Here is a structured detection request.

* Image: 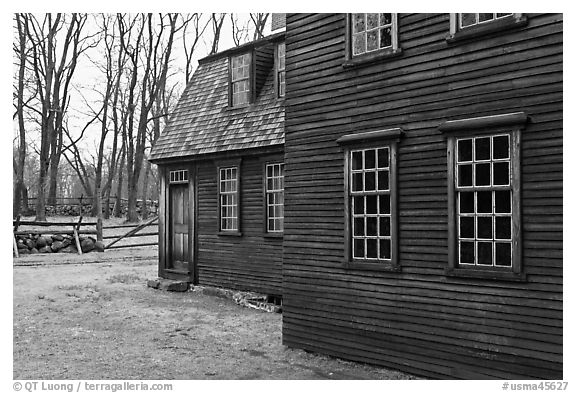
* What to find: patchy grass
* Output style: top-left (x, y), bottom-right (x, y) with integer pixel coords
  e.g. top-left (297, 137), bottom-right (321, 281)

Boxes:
top-left (13, 254), bottom-right (419, 380)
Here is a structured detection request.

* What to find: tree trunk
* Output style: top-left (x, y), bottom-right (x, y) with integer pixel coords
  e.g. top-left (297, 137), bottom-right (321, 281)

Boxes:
top-left (113, 148), bottom-right (126, 218)
top-left (141, 160), bottom-right (151, 219)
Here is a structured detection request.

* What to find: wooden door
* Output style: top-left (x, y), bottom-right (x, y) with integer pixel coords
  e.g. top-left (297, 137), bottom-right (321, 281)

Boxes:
top-left (169, 184), bottom-right (189, 272)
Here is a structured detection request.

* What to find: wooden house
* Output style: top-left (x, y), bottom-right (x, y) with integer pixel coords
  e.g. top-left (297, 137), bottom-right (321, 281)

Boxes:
top-left (149, 29), bottom-right (286, 295)
top-left (281, 13), bottom-right (563, 379)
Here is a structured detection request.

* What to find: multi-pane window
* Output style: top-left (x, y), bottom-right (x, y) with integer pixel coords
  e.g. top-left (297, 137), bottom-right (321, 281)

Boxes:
top-left (169, 170), bottom-right (188, 184)
top-left (266, 163), bottom-right (284, 232)
top-left (219, 167), bottom-right (239, 231)
top-left (277, 42), bottom-right (285, 98)
top-left (459, 13), bottom-right (512, 29)
top-left (351, 13), bottom-right (397, 57)
top-left (456, 134), bottom-right (513, 267)
top-left (350, 147), bottom-right (392, 261)
top-left (231, 53), bottom-right (251, 106)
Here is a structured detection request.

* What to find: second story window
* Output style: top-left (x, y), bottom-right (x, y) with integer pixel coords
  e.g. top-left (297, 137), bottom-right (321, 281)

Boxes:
top-left (276, 42), bottom-right (285, 98)
top-left (351, 13), bottom-right (398, 57)
top-left (459, 13), bottom-right (512, 28)
top-left (231, 53), bottom-right (251, 107)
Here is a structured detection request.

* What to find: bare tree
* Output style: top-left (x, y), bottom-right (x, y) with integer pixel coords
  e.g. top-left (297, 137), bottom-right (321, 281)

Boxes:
top-left (209, 13), bottom-right (226, 55)
top-left (230, 14), bottom-right (249, 47)
top-left (250, 13), bottom-right (269, 40)
top-left (182, 13), bottom-right (210, 84)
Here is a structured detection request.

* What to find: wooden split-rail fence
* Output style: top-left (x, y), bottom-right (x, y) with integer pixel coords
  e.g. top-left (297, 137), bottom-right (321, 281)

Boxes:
top-left (13, 215), bottom-right (158, 258)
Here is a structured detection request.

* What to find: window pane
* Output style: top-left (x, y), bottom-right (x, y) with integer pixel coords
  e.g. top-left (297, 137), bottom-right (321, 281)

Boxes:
top-left (353, 196), bottom-right (364, 215)
top-left (367, 30), bottom-right (378, 52)
top-left (366, 195), bottom-right (377, 214)
top-left (459, 192), bottom-right (474, 213)
top-left (479, 13), bottom-right (494, 22)
top-left (495, 191), bottom-right (511, 213)
top-left (497, 13), bottom-right (512, 18)
top-left (366, 13), bottom-right (379, 29)
top-left (495, 217), bottom-right (511, 240)
top-left (495, 242), bottom-right (512, 266)
top-left (477, 242), bottom-right (493, 265)
top-left (380, 13), bottom-right (392, 25)
top-left (461, 13), bottom-right (477, 27)
top-left (460, 217), bottom-right (474, 239)
top-left (367, 217), bottom-right (378, 236)
top-left (353, 33), bottom-right (366, 56)
top-left (365, 149), bottom-right (376, 169)
top-left (379, 239), bottom-right (391, 259)
top-left (460, 241), bottom-right (475, 264)
top-left (352, 151), bottom-right (363, 170)
top-left (475, 137), bottom-right (491, 160)
top-left (493, 135), bottom-right (510, 159)
top-left (354, 217), bottom-right (364, 236)
top-left (352, 173), bottom-right (363, 191)
top-left (458, 164), bottom-right (473, 187)
top-left (477, 191), bottom-right (492, 213)
top-left (377, 170), bottom-right (389, 191)
top-left (366, 239), bottom-right (378, 258)
top-left (353, 14), bottom-right (366, 33)
top-left (380, 27), bottom-right (392, 48)
top-left (354, 239), bottom-right (365, 258)
top-left (379, 217), bottom-right (390, 236)
top-left (475, 163), bottom-right (491, 186)
top-left (458, 139), bottom-right (473, 162)
top-left (377, 148), bottom-right (389, 168)
top-left (493, 162), bottom-right (510, 185)
top-left (365, 172), bottom-right (376, 191)
top-left (477, 217), bottom-right (493, 239)
top-left (379, 194), bottom-right (390, 214)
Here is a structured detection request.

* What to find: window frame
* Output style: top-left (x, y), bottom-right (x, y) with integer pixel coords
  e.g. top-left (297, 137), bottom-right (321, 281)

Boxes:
top-left (440, 112), bottom-right (528, 281)
top-left (337, 128), bottom-right (403, 272)
top-left (264, 162), bottom-right (285, 235)
top-left (229, 52), bottom-right (253, 108)
top-left (217, 159), bottom-right (242, 236)
top-left (447, 13), bottom-right (527, 43)
top-left (275, 42), bottom-right (286, 99)
top-left (344, 13), bottom-right (402, 68)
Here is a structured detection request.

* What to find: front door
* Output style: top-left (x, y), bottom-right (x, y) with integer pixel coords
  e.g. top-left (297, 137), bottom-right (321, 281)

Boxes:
top-left (168, 183), bottom-right (190, 272)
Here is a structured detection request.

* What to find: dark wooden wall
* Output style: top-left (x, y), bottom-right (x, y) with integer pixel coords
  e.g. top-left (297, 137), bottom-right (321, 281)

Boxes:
top-left (196, 151), bottom-right (284, 295)
top-left (282, 13), bottom-right (562, 379)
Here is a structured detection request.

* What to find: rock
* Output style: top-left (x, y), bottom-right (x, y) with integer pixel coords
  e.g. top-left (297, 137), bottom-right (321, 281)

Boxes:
top-left (94, 241), bottom-right (105, 252)
top-left (165, 281), bottom-right (189, 292)
top-left (52, 234), bottom-right (64, 242)
top-left (147, 279), bottom-right (160, 289)
top-left (61, 239), bottom-right (72, 247)
top-left (36, 236), bottom-right (49, 248)
top-left (51, 241), bottom-right (64, 252)
top-left (59, 245), bottom-right (78, 253)
top-left (19, 248), bottom-right (30, 255)
top-left (38, 246), bottom-right (52, 253)
top-left (30, 247), bottom-right (39, 254)
top-left (80, 238), bottom-right (95, 253)
top-left (24, 239), bottom-right (35, 249)
top-left (17, 241), bottom-right (28, 250)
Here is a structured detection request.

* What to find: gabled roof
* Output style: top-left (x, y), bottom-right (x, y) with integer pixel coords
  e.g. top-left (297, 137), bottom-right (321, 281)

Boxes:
top-left (149, 33), bottom-right (285, 163)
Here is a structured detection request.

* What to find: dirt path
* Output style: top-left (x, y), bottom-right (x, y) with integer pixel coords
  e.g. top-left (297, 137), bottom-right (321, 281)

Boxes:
top-left (13, 254), bottom-right (418, 380)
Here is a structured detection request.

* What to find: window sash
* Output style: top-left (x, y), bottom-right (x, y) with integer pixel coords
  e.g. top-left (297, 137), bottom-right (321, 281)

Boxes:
top-left (231, 53), bottom-right (251, 106)
top-left (266, 163), bottom-right (284, 232)
top-left (219, 167), bottom-right (239, 231)
top-left (350, 13), bottom-right (398, 57)
top-left (169, 169), bottom-right (188, 184)
top-left (459, 13), bottom-right (513, 29)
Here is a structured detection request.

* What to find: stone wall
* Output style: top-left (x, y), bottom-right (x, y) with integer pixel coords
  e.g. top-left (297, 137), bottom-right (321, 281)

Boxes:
top-left (15, 233), bottom-right (104, 255)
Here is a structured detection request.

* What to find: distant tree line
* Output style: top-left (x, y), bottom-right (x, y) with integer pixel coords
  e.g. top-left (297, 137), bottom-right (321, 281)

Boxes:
top-left (13, 13), bottom-right (269, 221)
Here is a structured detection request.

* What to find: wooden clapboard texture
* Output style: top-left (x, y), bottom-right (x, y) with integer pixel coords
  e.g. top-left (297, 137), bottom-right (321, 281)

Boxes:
top-left (282, 13), bottom-right (562, 379)
top-left (195, 152), bottom-right (284, 295)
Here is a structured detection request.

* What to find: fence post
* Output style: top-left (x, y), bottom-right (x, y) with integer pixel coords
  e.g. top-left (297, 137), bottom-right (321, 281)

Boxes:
top-left (96, 187), bottom-right (103, 242)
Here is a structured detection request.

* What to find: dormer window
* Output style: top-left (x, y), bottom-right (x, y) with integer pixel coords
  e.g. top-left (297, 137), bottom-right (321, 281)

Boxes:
top-left (276, 42), bottom-right (285, 98)
top-left (230, 53), bottom-right (252, 107)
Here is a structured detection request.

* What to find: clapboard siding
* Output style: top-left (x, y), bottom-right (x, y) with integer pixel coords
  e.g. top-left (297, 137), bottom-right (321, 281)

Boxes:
top-left (195, 152), bottom-right (284, 295)
top-left (282, 13), bottom-right (562, 379)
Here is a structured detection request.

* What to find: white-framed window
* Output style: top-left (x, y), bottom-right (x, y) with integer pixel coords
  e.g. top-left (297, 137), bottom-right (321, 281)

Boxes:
top-left (350, 13), bottom-right (398, 57)
top-left (219, 167), bottom-right (239, 231)
top-left (265, 163), bottom-right (284, 232)
top-left (458, 13), bottom-right (513, 29)
top-left (231, 53), bottom-right (251, 106)
top-left (169, 170), bottom-right (188, 184)
top-left (456, 134), bottom-right (513, 267)
top-left (350, 147), bottom-right (393, 261)
top-left (277, 42), bottom-right (286, 98)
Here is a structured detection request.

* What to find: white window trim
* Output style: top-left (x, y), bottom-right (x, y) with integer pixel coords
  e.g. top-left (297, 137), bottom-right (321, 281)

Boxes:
top-left (265, 163), bottom-right (285, 233)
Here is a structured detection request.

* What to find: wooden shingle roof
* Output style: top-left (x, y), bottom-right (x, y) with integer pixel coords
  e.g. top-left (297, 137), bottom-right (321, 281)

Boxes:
top-left (149, 36), bottom-right (284, 163)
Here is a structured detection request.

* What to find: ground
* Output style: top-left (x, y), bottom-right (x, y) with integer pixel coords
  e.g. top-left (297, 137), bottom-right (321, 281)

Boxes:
top-left (13, 249), bottom-right (418, 380)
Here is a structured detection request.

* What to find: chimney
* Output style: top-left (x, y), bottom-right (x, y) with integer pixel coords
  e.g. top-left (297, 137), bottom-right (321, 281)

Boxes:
top-left (271, 13), bottom-right (286, 32)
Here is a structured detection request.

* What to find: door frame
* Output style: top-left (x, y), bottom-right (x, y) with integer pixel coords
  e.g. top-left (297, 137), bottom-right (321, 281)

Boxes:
top-left (159, 163), bottom-right (197, 283)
